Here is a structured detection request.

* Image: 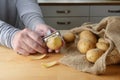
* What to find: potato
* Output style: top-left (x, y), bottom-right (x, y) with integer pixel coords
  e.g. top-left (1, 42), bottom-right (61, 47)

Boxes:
top-left (63, 31), bottom-right (75, 43)
top-left (98, 38), bottom-right (109, 44)
top-left (46, 36), bottom-right (62, 50)
top-left (79, 30), bottom-right (97, 43)
top-left (86, 48), bottom-right (104, 63)
top-left (96, 42), bottom-right (109, 51)
top-left (77, 39), bottom-right (96, 54)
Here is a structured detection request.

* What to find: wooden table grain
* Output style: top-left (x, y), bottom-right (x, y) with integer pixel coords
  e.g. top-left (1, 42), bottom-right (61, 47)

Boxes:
top-left (0, 46), bottom-right (120, 80)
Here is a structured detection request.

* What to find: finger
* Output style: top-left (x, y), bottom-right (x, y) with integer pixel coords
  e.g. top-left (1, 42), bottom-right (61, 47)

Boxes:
top-left (17, 48), bottom-right (30, 56)
top-left (23, 35), bottom-right (47, 54)
top-left (27, 30), bottom-right (46, 48)
top-left (32, 42), bottom-right (47, 54)
top-left (20, 41), bottom-right (36, 54)
top-left (48, 49), bottom-right (53, 53)
top-left (46, 30), bottom-right (51, 36)
top-left (55, 50), bottom-right (60, 53)
top-left (48, 26), bottom-right (56, 33)
top-left (62, 39), bottom-right (65, 46)
top-left (36, 30), bottom-right (44, 37)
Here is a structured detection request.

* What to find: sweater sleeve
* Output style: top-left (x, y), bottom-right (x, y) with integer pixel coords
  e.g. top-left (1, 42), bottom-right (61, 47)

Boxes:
top-left (0, 20), bottom-right (20, 48)
top-left (16, 0), bottom-right (45, 30)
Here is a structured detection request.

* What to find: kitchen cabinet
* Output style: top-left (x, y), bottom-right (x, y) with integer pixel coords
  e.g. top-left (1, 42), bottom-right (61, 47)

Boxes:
top-left (44, 17), bottom-right (89, 30)
top-left (40, 6), bottom-right (89, 30)
top-left (39, 1), bottom-right (120, 30)
top-left (90, 5), bottom-right (120, 23)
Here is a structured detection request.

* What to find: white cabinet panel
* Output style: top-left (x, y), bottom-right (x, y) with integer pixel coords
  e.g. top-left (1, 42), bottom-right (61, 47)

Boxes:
top-left (90, 5), bottom-right (120, 16)
top-left (40, 4), bottom-right (120, 30)
top-left (41, 6), bottom-right (89, 17)
top-left (44, 17), bottom-right (89, 30)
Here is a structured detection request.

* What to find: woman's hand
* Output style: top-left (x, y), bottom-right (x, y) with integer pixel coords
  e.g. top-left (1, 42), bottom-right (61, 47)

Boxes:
top-left (35, 24), bottom-right (63, 53)
top-left (12, 28), bottom-right (47, 56)
top-left (35, 24), bottom-right (55, 37)
top-left (12, 24), bottom-right (63, 55)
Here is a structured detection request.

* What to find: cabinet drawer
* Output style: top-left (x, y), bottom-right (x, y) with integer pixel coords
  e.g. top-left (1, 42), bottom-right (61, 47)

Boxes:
top-left (90, 17), bottom-right (104, 23)
top-left (44, 17), bottom-right (89, 30)
top-left (41, 6), bottom-right (89, 17)
top-left (90, 5), bottom-right (120, 16)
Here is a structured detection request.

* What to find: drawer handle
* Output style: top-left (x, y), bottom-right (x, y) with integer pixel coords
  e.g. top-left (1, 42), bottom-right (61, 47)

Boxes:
top-left (108, 9), bottom-right (120, 13)
top-left (57, 21), bottom-right (71, 25)
top-left (56, 10), bottom-right (71, 14)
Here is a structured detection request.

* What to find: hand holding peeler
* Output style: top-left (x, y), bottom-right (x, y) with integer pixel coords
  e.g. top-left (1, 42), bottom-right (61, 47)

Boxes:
top-left (43, 30), bottom-right (63, 45)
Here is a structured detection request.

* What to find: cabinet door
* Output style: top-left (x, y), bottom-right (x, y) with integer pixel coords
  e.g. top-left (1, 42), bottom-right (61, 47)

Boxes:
top-left (41, 6), bottom-right (89, 17)
top-left (44, 17), bottom-right (89, 30)
top-left (90, 5), bottom-right (120, 16)
top-left (90, 17), bottom-right (104, 23)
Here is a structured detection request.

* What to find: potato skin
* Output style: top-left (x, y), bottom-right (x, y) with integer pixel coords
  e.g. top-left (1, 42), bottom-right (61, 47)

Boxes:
top-left (96, 42), bottom-right (109, 51)
top-left (86, 48), bottom-right (104, 63)
top-left (79, 30), bottom-right (97, 44)
top-left (98, 38), bottom-right (109, 44)
top-left (63, 31), bottom-right (75, 43)
top-left (46, 36), bottom-right (62, 50)
top-left (77, 39), bottom-right (96, 54)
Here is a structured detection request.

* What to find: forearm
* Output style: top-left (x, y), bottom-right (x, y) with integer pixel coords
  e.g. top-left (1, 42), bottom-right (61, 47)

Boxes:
top-left (0, 20), bottom-right (20, 48)
top-left (21, 13), bottom-right (45, 30)
top-left (16, 0), bottom-right (45, 30)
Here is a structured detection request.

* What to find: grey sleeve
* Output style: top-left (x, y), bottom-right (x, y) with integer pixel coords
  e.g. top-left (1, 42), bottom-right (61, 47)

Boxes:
top-left (0, 20), bottom-right (20, 48)
top-left (16, 0), bottom-right (45, 30)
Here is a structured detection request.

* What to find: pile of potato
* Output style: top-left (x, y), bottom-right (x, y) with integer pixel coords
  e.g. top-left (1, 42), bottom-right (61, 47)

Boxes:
top-left (63, 30), bottom-right (109, 63)
top-left (78, 30), bottom-right (109, 63)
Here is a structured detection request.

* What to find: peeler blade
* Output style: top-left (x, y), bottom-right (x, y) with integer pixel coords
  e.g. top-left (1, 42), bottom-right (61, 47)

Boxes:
top-left (43, 31), bottom-right (62, 43)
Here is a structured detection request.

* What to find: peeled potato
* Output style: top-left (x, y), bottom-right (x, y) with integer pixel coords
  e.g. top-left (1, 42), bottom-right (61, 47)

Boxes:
top-left (46, 36), bottom-right (62, 50)
top-left (79, 30), bottom-right (97, 43)
top-left (98, 38), bottom-right (109, 44)
top-left (77, 39), bottom-right (96, 54)
top-left (63, 31), bottom-right (75, 43)
top-left (86, 48), bottom-right (104, 63)
top-left (96, 42), bottom-right (109, 51)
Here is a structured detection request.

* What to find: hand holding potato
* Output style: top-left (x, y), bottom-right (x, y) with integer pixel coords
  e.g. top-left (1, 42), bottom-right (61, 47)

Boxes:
top-left (12, 28), bottom-right (47, 56)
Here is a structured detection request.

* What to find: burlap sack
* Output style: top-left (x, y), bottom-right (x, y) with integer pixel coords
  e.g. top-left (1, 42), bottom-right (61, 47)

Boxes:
top-left (59, 16), bottom-right (120, 74)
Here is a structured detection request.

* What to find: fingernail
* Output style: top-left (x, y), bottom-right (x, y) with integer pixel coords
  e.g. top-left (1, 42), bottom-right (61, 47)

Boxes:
top-left (17, 52), bottom-right (22, 55)
top-left (48, 49), bottom-right (53, 53)
top-left (46, 30), bottom-right (51, 36)
top-left (55, 50), bottom-right (59, 53)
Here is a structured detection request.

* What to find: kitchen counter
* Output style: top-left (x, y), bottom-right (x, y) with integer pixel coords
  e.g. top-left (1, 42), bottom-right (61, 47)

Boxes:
top-left (0, 46), bottom-right (120, 80)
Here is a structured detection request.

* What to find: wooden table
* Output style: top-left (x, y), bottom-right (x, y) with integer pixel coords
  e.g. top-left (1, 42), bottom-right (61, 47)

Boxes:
top-left (0, 46), bottom-right (120, 80)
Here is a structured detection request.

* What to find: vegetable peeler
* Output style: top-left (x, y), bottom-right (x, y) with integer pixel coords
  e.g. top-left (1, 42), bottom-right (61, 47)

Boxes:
top-left (43, 30), bottom-right (62, 43)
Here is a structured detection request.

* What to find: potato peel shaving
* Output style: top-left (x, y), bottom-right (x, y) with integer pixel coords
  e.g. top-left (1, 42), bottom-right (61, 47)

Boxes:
top-left (30, 54), bottom-right (47, 60)
top-left (41, 61), bottom-right (58, 68)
